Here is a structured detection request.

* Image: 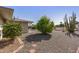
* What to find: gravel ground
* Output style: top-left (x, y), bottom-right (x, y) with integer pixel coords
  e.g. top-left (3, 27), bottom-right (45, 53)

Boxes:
top-left (0, 38), bottom-right (21, 53)
top-left (18, 30), bottom-right (79, 53)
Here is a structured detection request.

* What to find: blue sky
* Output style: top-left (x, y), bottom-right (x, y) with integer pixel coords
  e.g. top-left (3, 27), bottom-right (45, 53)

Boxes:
top-left (6, 6), bottom-right (79, 25)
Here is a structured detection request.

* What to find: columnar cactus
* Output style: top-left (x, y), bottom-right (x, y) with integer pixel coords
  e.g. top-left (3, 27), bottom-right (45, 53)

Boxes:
top-left (64, 12), bottom-right (76, 33)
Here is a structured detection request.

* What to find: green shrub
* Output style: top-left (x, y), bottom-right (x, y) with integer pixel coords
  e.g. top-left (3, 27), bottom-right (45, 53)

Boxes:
top-left (32, 24), bottom-right (37, 29)
top-left (37, 16), bottom-right (54, 34)
top-left (64, 12), bottom-right (76, 33)
top-left (3, 22), bottom-right (22, 38)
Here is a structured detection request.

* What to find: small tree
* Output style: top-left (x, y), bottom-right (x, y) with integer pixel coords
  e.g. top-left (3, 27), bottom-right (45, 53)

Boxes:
top-left (3, 22), bottom-right (22, 39)
top-left (37, 16), bottom-right (54, 34)
top-left (60, 22), bottom-right (64, 27)
top-left (64, 12), bottom-right (76, 33)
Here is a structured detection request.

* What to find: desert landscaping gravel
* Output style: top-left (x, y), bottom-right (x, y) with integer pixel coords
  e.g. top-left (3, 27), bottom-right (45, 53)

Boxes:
top-left (18, 30), bottom-right (79, 53)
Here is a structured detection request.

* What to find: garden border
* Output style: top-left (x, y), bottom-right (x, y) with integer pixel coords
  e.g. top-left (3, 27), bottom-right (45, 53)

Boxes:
top-left (13, 37), bottom-right (24, 53)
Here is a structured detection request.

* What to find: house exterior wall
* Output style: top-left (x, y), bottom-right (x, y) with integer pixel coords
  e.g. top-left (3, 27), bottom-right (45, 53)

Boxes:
top-left (0, 17), bottom-right (3, 25)
top-left (28, 22), bottom-right (33, 29)
top-left (21, 22), bottom-right (28, 33)
top-left (14, 21), bottom-right (28, 33)
top-left (0, 7), bottom-right (14, 24)
top-left (76, 23), bottom-right (79, 31)
top-left (0, 7), bottom-right (32, 33)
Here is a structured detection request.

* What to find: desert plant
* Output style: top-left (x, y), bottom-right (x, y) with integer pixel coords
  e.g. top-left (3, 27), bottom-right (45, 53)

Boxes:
top-left (37, 16), bottom-right (54, 34)
top-left (3, 22), bottom-right (22, 39)
top-left (64, 12), bottom-right (76, 33)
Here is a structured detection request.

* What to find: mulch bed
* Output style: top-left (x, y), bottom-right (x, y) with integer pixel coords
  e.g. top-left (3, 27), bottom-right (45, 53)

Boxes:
top-left (0, 38), bottom-right (21, 53)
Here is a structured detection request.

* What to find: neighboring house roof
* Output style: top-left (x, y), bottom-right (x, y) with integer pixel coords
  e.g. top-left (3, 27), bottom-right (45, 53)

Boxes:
top-left (13, 18), bottom-right (33, 23)
top-left (0, 6), bottom-right (33, 23)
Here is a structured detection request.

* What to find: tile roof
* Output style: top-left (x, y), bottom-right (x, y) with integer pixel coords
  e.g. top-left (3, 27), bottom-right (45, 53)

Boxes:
top-left (13, 18), bottom-right (33, 23)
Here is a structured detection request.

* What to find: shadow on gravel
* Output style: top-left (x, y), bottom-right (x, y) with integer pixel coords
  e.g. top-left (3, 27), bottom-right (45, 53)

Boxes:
top-left (65, 32), bottom-right (72, 37)
top-left (25, 33), bottom-right (51, 43)
top-left (65, 32), bottom-right (79, 38)
top-left (72, 33), bottom-right (79, 37)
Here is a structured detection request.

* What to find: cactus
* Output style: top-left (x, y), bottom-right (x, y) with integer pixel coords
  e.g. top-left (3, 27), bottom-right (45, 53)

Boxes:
top-left (64, 12), bottom-right (76, 33)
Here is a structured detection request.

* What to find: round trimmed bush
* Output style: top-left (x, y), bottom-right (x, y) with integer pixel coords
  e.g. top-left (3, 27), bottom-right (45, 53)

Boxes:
top-left (37, 16), bottom-right (54, 34)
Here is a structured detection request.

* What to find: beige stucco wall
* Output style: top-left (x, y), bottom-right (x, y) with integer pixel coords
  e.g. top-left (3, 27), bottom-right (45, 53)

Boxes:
top-left (21, 22), bottom-right (28, 33)
top-left (0, 6), bottom-right (31, 33)
top-left (0, 17), bottom-right (3, 25)
top-left (14, 21), bottom-right (28, 33)
top-left (0, 7), bottom-right (14, 24)
top-left (76, 24), bottom-right (79, 30)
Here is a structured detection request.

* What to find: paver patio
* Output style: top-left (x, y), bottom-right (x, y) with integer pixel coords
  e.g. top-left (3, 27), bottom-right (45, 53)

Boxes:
top-left (18, 30), bottom-right (79, 53)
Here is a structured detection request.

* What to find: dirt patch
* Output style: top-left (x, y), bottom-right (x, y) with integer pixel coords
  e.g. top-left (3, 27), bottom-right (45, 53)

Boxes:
top-left (0, 38), bottom-right (21, 53)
